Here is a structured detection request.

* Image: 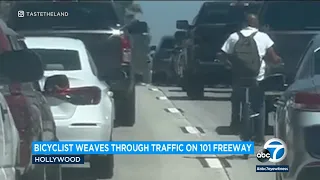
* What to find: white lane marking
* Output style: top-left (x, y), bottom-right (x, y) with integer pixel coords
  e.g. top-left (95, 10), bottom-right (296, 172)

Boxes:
top-left (157, 96), bottom-right (168, 100)
top-left (149, 87), bottom-right (159, 91)
top-left (204, 157), bottom-right (224, 168)
top-left (62, 162), bottom-right (90, 168)
top-left (156, 88), bottom-right (227, 178)
top-left (140, 83), bottom-right (146, 86)
top-left (185, 126), bottom-right (201, 134)
top-left (166, 108), bottom-right (180, 113)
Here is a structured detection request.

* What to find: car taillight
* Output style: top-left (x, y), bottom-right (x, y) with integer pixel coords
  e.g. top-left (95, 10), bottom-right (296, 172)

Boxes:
top-left (293, 92), bottom-right (320, 110)
top-left (121, 35), bottom-right (131, 64)
top-left (53, 86), bottom-right (101, 105)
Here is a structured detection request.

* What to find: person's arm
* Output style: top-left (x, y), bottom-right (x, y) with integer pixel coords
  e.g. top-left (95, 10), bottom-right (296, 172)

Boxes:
top-left (266, 47), bottom-right (282, 64)
top-left (219, 33), bottom-right (237, 66)
top-left (264, 34), bottom-right (282, 64)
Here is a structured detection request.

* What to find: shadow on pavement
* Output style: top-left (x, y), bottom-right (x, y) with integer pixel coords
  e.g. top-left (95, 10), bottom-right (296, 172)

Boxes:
top-left (167, 96), bottom-right (231, 101)
top-left (62, 168), bottom-right (94, 180)
top-left (215, 126), bottom-right (238, 135)
top-left (168, 89), bottom-right (232, 93)
top-left (216, 125), bottom-right (274, 136)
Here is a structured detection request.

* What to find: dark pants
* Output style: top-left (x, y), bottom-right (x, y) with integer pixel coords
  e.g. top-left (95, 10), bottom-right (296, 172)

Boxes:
top-left (231, 80), bottom-right (265, 142)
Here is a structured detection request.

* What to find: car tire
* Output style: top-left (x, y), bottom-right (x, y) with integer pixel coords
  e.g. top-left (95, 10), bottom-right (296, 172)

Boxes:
top-left (184, 71), bottom-right (204, 99)
top-left (115, 87), bottom-right (136, 127)
top-left (90, 154), bottom-right (114, 179)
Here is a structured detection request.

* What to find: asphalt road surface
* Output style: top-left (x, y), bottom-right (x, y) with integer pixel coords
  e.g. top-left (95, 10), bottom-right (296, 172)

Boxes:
top-left (62, 84), bottom-right (275, 180)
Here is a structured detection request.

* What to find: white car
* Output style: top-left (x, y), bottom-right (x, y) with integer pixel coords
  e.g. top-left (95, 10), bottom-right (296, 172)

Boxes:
top-left (25, 37), bottom-right (115, 179)
top-left (0, 91), bottom-right (20, 180)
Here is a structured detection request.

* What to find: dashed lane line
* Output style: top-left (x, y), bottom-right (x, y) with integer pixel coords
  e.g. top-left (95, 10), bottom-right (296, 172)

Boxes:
top-left (149, 87), bottom-right (160, 91)
top-left (164, 107), bottom-right (181, 113)
top-left (156, 96), bottom-right (168, 100)
top-left (180, 126), bottom-right (205, 134)
top-left (154, 86), bottom-right (231, 180)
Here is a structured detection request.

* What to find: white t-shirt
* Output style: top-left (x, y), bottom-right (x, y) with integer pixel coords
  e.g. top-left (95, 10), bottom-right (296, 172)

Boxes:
top-left (221, 26), bottom-right (274, 81)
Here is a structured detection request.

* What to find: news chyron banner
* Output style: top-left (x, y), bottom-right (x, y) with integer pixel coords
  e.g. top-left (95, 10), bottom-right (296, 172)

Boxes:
top-left (31, 141), bottom-right (254, 164)
top-left (256, 138), bottom-right (289, 173)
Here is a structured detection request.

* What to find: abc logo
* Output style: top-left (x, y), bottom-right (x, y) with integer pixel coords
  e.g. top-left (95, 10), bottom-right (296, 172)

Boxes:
top-left (256, 138), bottom-right (287, 163)
top-left (256, 149), bottom-right (271, 162)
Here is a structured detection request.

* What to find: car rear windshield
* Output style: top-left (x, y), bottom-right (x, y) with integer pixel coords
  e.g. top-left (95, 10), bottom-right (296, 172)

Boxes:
top-left (7, 2), bottom-right (120, 30)
top-left (160, 38), bottom-right (175, 49)
top-left (314, 48), bottom-right (320, 75)
top-left (32, 49), bottom-right (81, 71)
top-left (196, 2), bottom-right (262, 25)
top-left (262, 1), bottom-right (320, 31)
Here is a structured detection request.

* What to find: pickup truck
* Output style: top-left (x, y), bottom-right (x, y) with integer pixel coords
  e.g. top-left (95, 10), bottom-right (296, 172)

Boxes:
top-left (176, 1), bottom-right (262, 99)
top-left (255, 1), bottom-right (320, 121)
top-left (258, 1), bottom-right (320, 83)
top-left (7, 1), bottom-right (148, 127)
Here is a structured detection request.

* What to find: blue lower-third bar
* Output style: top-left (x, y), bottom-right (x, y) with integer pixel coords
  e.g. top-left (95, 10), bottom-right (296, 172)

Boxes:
top-left (256, 165), bottom-right (289, 172)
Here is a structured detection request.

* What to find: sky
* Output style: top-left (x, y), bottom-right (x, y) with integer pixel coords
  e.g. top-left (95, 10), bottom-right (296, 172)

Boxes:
top-left (136, 1), bottom-right (203, 46)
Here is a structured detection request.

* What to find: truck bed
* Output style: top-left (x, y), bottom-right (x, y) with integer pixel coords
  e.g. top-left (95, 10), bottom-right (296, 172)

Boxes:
top-left (265, 30), bottom-right (320, 81)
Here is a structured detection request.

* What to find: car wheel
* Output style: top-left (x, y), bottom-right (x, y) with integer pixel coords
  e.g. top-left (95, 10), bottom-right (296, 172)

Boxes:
top-left (90, 154), bottom-right (114, 179)
top-left (185, 72), bottom-right (204, 99)
top-left (115, 87), bottom-right (136, 127)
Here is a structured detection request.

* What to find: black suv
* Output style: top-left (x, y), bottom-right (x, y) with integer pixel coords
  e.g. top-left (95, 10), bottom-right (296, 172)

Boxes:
top-left (7, 1), bottom-right (148, 126)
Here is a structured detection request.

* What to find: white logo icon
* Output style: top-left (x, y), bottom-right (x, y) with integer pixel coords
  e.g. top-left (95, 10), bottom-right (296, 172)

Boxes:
top-left (264, 138), bottom-right (287, 163)
top-left (17, 10), bottom-right (24, 18)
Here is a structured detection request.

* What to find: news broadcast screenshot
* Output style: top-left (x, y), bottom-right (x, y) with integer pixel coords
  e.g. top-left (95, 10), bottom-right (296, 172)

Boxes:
top-left (1, 1), bottom-right (319, 180)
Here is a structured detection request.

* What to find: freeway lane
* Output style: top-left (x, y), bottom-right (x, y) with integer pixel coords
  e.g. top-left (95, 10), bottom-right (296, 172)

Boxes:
top-left (158, 86), bottom-right (274, 180)
top-left (62, 85), bottom-right (230, 180)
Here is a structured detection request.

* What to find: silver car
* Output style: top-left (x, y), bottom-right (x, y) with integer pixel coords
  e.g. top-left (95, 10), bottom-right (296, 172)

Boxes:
top-left (274, 35), bottom-right (320, 180)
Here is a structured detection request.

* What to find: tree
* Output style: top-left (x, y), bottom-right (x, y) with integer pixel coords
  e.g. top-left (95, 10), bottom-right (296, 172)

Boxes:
top-left (115, 1), bottom-right (143, 24)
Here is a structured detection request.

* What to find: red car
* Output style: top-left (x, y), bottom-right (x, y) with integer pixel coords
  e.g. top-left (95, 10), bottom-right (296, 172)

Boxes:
top-left (0, 19), bottom-right (61, 180)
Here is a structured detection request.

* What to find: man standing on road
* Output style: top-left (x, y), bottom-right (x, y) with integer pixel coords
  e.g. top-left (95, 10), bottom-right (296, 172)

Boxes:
top-left (219, 14), bottom-right (281, 145)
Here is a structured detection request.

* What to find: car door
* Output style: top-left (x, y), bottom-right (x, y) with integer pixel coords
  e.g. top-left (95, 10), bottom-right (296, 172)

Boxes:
top-left (0, 93), bottom-right (19, 180)
top-left (275, 40), bottom-right (314, 139)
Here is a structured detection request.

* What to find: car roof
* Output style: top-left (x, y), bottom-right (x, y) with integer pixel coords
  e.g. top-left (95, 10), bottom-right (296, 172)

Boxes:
top-left (24, 36), bottom-right (86, 51)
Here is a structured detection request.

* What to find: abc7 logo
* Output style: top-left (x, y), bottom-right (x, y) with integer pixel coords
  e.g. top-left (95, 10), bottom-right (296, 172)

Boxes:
top-left (256, 138), bottom-right (287, 163)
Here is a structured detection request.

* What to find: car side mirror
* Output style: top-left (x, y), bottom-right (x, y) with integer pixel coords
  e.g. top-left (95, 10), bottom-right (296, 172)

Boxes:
top-left (176, 20), bottom-right (189, 30)
top-left (0, 50), bottom-right (44, 83)
top-left (128, 21), bottom-right (148, 34)
top-left (44, 74), bottom-right (69, 93)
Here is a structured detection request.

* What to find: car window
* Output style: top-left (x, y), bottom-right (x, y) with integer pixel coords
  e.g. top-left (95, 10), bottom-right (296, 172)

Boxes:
top-left (87, 50), bottom-right (98, 76)
top-left (197, 2), bottom-right (262, 25)
top-left (296, 40), bottom-right (314, 70)
top-left (262, 1), bottom-right (320, 30)
top-left (31, 49), bottom-right (81, 71)
top-left (314, 48), bottom-right (320, 75)
top-left (295, 45), bottom-right (313, 80)
top-left (8, 2), bottom-right (120, 30)
top-left (160, 38), bottom-right (175, 49)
